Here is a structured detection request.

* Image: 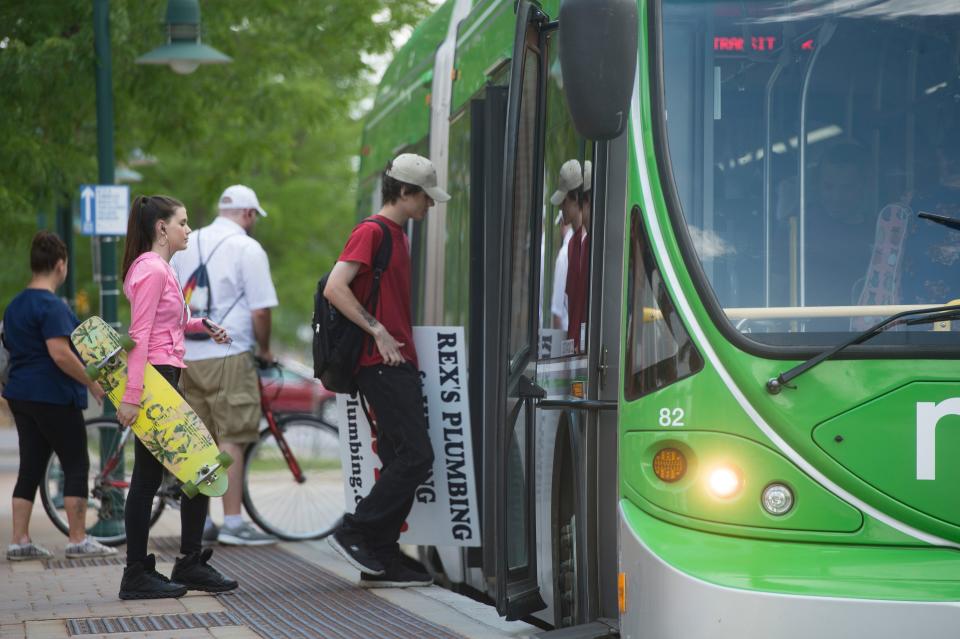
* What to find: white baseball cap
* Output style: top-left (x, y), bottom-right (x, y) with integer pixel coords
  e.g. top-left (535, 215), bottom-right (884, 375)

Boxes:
top-left (549, 159), bottom-right (593, 207)
top-left (219, 184), bottom-right (267, 217)
top-left (386, 153), bottom-right (451, 203)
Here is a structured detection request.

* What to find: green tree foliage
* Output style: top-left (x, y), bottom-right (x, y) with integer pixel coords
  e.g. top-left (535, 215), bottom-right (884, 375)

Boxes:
top-left (0, 0), bottom-right (431, 347)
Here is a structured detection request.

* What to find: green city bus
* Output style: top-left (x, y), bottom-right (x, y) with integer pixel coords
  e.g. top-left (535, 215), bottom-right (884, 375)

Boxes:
top-left (355, 0), bottom-right (960, 635)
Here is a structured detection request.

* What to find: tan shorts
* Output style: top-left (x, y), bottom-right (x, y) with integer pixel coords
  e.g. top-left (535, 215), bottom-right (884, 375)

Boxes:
top-left (181, 352), bottom-right (261, 445)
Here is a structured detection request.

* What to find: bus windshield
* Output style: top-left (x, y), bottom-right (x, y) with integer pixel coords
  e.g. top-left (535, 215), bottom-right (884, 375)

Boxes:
top-left (660, 0), bottom-right (960, 347)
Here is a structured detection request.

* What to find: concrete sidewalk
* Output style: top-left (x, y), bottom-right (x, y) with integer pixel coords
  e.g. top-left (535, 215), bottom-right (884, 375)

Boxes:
top-left (0, 469), bottom-right (537, 639)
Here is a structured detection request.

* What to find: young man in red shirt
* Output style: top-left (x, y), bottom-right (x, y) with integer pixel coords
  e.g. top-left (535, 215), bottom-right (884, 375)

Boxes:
top-left (324, 153), bottom-right (450, 587)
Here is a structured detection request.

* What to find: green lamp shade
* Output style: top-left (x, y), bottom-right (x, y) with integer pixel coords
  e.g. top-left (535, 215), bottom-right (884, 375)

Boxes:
top-left (136, 0), bottom-right (231, 74)
top-left (136, 41), bottom-right (231, 74)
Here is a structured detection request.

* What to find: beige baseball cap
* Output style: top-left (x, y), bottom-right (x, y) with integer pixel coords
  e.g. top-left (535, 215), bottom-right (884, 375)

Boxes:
top-left (219, 184), bottom-right (267, 217)
top-left (550, 159), bottom-right (593, 207)
top-left (386, 153), bottom-right (451, 203)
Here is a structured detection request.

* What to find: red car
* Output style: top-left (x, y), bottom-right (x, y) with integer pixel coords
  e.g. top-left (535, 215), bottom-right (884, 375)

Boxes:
top-left (258, 359), bottom-right (336, 420)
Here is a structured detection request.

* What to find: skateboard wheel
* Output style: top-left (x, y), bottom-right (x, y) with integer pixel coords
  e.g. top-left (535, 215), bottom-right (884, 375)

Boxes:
top-left (120, 336), bottom-right (135, 351)
top-left (181, 481), bottom-right (199, 499)
top-left (85, 364), bottom-right (101, 381)
top-left (216, 451), bottom-right (234, 470)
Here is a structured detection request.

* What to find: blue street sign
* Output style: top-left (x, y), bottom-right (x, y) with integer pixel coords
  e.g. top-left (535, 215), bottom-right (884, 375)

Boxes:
top-left (79, 184), bottom-right (130, 236)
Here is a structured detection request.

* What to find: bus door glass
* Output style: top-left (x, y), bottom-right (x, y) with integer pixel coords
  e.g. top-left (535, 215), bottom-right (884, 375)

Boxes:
top-left (534, 25), bottom-right (596, 625)
top-left (486, 0), bottom-right (549, 620)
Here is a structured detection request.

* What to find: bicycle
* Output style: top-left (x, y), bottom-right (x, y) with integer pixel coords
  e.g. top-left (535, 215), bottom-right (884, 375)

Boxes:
top-left (40, 416), bottom-right (168, 546)
top-left (242, 358), bottom-right (343, 541)
top-left (41, 359), bottom-right (345, 545)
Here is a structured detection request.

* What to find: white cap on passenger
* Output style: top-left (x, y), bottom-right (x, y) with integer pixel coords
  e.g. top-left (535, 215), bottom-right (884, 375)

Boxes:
top-left (219, 184), bottom-right (267, 217)
top-left (386, 153), bottom-right (451, 203)
top-left (550, 159), bottom-right (592, 207)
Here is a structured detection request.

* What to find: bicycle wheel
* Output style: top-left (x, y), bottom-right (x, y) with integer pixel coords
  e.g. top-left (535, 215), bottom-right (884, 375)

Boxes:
top-left (243, 415), bottom-right (344, 540)
top-left (40, 417), bottom-right (165, 546)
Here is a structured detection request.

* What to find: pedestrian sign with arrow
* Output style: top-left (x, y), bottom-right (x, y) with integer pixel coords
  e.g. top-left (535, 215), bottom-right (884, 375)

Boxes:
top-left (79, 184), bottom-right (129, 236)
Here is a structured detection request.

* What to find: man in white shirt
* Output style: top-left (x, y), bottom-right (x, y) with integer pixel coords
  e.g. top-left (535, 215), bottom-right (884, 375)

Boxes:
top-left (172, 185), bottom-right (278, 546)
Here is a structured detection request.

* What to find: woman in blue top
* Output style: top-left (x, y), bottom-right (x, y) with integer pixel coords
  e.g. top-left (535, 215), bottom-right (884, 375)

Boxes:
top-left (2, 232), bottom-right (114, 561)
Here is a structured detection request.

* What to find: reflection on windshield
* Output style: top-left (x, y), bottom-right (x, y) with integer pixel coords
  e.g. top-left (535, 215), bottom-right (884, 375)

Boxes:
top-left (662, 0), bottom-right (960, 345)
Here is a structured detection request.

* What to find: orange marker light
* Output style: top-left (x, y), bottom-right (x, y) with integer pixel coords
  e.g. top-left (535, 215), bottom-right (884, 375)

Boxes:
top-left (618, 572), bottom-right (627, 613)
top-left (652, 448), bottom-right (686, 482)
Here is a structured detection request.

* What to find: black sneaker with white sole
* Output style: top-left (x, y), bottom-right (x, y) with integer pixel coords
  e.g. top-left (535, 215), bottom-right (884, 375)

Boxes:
top-left (328, 530), bottom-right (385, 576)
top-left (359, 557), bottom-right (433, 588)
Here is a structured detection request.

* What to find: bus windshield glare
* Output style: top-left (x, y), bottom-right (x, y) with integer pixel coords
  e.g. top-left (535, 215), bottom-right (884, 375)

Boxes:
top-left (661, 0), bottom-right (960, 347)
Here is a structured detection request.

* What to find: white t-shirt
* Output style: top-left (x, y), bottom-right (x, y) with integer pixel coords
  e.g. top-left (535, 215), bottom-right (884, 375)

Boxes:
top-left (171, 217), bottom-right (278, 361)
top-left (550, 227), bottom-right (574, 331)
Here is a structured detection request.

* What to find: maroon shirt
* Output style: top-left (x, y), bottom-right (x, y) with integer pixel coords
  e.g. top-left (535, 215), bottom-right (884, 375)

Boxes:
top-left (565, 228), bottom-right (589, 351)
top-left (339, 216), bottom-right (418, 368)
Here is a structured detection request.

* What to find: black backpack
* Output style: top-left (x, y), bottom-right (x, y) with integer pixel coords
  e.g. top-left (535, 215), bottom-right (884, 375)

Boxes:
top-left (313, 218), bottom-right (393, 393)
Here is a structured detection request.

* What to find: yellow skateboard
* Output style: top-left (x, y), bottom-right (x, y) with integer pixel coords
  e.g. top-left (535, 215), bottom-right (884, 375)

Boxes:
top-left (71, 316), bottom-right (231, 498)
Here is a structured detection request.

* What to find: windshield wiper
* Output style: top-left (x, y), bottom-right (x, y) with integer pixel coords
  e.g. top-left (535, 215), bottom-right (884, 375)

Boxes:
top-left (766, 305), bottom-right (960, 394)
top-left (919, 212), bottom-right (960, 232)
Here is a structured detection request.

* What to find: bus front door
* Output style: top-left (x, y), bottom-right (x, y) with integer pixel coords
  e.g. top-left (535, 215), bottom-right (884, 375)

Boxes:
top-left (481, 0), bottom-right (549, 621)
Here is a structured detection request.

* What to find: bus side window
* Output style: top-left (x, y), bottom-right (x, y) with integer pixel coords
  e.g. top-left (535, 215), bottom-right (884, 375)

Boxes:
top-left (625, 206), bottom-right (704, 400)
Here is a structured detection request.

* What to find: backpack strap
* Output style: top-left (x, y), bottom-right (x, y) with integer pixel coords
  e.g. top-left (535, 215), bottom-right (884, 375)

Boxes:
top-left (357, 218), bottom-right (393, 356)
top-left (364, 218), bottom-right (393, 315)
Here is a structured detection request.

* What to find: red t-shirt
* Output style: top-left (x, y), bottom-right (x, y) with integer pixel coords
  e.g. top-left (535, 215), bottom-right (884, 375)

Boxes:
top-left (565, 228), bottom-right (589, 351)
top-left (339, 216), bottom-right (418, 368)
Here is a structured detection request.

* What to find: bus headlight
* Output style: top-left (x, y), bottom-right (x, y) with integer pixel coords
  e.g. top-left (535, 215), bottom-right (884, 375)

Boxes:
top-left (707, 466), bottom-right (741, 498)
top-left (761, 483), bottom-right (794, 515)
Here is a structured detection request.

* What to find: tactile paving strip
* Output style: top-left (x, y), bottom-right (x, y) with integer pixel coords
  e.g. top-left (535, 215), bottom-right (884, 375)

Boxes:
top-left (151, 537), bottom-right (465, 639)
top-left (67, 611), bottom-right (242, 635)
top-left (46, 552), bottom-right (175, 570)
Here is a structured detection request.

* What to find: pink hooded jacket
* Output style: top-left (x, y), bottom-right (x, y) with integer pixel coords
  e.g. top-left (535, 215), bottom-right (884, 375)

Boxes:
top-left (122, 252), bottom-right (204, 405)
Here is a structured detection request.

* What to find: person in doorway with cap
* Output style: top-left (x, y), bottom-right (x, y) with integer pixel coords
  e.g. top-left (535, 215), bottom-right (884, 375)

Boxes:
top-left (323, 153), bottom-right (450, 587)
top-left (171, 185), bottom-right (279, 547)
top-left (550, 159), bottom-right (592, 352)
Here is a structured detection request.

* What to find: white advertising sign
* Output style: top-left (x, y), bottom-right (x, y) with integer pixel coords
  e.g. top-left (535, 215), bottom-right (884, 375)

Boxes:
top-left (336, 326), bottom-right (481, 547)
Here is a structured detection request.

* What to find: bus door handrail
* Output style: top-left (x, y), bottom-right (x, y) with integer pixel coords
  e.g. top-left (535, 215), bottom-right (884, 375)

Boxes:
top-left (537, 398), bottom-right (617, 411)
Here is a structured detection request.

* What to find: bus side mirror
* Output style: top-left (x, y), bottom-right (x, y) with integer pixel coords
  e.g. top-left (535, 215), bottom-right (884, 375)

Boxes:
top-left (558, 0), bottom-right (638, 140)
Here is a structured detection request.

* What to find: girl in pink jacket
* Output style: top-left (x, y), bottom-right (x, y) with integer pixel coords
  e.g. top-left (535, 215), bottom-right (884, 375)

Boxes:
top-left (117, 195), bottom-right (237, 600)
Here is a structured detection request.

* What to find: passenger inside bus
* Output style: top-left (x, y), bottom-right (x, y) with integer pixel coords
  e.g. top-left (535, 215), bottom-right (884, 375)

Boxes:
top-left (550, 159), bottom-right (592, 352)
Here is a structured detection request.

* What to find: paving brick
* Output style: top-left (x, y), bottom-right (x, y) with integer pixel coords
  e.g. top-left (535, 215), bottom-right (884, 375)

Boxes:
top-left (180, 595), bottom-right (228, 614)
top-left (23, 619), bottom-right (67, 639)
top-left (0, 622), bottom-right (26, 639)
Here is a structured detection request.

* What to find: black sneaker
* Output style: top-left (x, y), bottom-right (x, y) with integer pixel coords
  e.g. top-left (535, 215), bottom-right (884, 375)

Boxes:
top-left (359, 556), bottom-right (433, 588)
top-left (328, 530), bottom-right (385, 575)
top-left (119, 554), bottom-right (188, 600)
top-left (170, 549), bottom-right (238, 593)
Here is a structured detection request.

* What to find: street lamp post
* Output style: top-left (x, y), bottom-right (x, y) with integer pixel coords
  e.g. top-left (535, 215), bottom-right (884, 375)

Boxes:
top-left (93, 0), bottom-right (118, 331)
top-left (90, 0), bottom-right (123, 537)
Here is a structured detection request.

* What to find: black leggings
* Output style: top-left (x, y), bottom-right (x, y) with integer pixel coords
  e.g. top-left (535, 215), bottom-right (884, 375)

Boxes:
top-left (8, 399), bottom-right (89, 501)
top-left (125, 364), bottom-right (208, 565)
